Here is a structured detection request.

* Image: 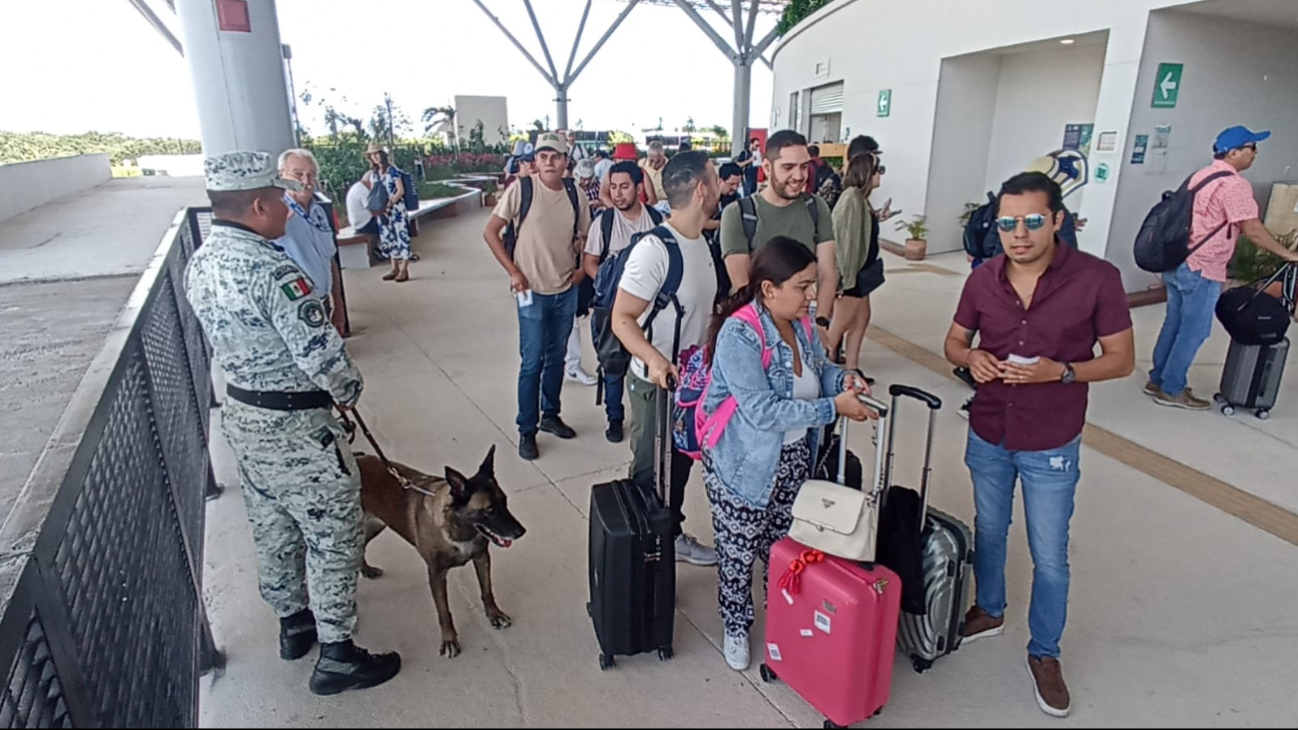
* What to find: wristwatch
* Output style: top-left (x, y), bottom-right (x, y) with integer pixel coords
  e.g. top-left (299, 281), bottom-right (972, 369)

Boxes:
top-left (1060, 363), bottom-right (1076, 385)
top-left (815, 316), bottom-right (831, 328)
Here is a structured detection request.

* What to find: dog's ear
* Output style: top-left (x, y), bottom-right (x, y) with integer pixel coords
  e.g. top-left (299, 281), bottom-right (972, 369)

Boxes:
top-left (444, 467), bottom-right (470, 502)
top-left (479, 445), bottom-right (496, 476)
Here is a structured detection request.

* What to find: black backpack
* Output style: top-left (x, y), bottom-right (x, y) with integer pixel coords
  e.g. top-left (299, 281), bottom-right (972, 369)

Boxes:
top-left (737, 194), bottom-right (822, 252)
top-left (1215, 263), bottom-right (1297, 346)
top-left (1134, 171), bottom-right (1232, 273)
top-left (597, 206), bottom-right (664, 263)
top-left (590, 225), bottom-right (685, 381)
top-left (963, 192), bottom-right (1001, 261)
top-left (503, 177), bottom-right (581, 260)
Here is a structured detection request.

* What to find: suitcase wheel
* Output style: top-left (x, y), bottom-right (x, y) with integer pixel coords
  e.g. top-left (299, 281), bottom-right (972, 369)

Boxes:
top-left (598, 653), bottom-right (615, 671)
top-left (759, 663), bottom-right (778, 683)
top-left (912, 656), bottom-right (933, 674)
top-left (823, 720), bottom-right (846, 729)
top-left (1221, 404), bottom-right (1236, 417)
top-left (658, 646), bottom-right (674, 661)
top-left (1257, 409), bottom-right (1270, 421)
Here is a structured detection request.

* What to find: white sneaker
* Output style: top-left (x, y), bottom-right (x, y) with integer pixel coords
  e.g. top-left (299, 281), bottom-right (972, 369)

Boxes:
top-left (724, 633), bottom-right (750, 671)
top-left (566, 367), bottom-right (598, 386)
top-left (675, 534), bottom-right (718, 566)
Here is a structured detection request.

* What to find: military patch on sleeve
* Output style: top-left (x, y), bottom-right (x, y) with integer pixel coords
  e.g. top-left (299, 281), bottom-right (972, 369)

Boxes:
top-left (272, 264), bottom-right (300, 281)
top-left (281, 277), bottom-right (313, 301)
top-left (298, 299), bottom-right (327, 328)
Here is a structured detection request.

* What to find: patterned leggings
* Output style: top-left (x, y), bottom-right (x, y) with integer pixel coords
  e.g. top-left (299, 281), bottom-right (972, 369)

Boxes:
top-left (704, 438), bottom-right (811, 638)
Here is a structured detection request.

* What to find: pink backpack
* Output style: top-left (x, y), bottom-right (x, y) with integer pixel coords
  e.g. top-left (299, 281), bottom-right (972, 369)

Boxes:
top-left (690, 303), bottom-right (814, 456)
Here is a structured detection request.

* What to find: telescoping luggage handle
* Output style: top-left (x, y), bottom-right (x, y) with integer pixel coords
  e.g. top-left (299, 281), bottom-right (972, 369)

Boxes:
top-left (884, 385), bottom-right (943, 528)
top-left (832, 394), bottom-right (891, 500)
top-left (654, 374), bottom-right (678, 505)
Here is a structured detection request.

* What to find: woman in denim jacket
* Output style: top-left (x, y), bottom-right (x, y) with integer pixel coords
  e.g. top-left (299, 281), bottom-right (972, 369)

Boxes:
top-left (701, 237), bottom-right (875, 671)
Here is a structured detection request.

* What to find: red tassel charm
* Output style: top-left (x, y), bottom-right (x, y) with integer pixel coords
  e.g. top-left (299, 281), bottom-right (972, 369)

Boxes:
top-left (777, 549), bottom-right (825, 596)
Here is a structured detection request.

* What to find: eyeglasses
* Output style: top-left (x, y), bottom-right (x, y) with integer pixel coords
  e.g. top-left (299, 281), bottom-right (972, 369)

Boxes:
top-left (996, 214), bottom-right (1047, 232)
top-left (876, 165), bottom-right (886, 175)
top-left (1244, 144), bottom-right (1258, 152)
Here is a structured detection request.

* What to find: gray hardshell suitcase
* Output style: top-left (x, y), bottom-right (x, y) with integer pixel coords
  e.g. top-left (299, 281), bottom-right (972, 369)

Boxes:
top-left (1215, 337), bottom-right (1288, 420)
top-left (884, 386), bottom-right (975, 674)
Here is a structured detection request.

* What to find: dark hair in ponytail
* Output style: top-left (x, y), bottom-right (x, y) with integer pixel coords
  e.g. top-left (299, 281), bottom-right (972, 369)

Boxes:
top-left (706, 236), bottom-right (818, 364)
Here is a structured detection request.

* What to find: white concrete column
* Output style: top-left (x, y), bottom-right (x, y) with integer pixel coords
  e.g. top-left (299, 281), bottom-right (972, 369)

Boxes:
top-left (176, 0), bottom-right (295, 157)
top-left (733, 62), bottom-right (752, 154)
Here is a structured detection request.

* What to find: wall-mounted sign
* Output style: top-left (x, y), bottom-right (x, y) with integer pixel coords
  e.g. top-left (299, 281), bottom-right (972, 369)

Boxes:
top-left (1096, 131), bottom-right (1119, 153)
top-left (877, 90), bottom-right (892, 118)
top-left (1152, 63), bottom-right (1183, 109)
top-left (1095, 162), bottom-right (1111, 182)
top-left (1132, 135), bottom-right (1149, 165)
top-left (217, 0), bottom-right (252, 32)
top-left (1063, 123), bottom-right (1095, 157)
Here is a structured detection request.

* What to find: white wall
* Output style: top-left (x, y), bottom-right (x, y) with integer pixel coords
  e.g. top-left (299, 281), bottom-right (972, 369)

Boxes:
top-left (0, 155), bottom-right (112, 225)
top-left (983, 44), bottom-right (1106, 193)
top-left (455, 96), bottom-right (510, 146)
top-left (1108, 10), bottom-right (1298, 291)
top-left (926, 54), bottom-right (1001, 253)
top-left (771, 0), bottom-right (1163, 251)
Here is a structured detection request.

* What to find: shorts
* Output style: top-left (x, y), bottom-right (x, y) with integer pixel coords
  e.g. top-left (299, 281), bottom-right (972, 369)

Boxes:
top-left (843, 257), bottom-right (885, 298)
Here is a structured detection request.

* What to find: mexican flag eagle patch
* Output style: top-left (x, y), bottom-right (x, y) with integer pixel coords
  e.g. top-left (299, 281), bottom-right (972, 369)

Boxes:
top-left (281, 278), bottom-right (312, 301)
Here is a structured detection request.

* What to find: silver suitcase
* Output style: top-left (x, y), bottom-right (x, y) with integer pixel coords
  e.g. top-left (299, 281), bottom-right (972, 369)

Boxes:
top-left (1215, 337), bottom-right (1288, 420)
top-left (883, 386), bottom-right (975, 674)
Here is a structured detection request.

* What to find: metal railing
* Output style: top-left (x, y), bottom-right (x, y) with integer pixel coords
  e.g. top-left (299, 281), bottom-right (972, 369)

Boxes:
top-left (0, 208), bottom-right (218, 728)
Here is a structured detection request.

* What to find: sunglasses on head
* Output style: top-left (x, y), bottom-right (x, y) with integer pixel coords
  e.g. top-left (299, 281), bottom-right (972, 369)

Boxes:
top-left (996, 214), bottom-right (1048, 232)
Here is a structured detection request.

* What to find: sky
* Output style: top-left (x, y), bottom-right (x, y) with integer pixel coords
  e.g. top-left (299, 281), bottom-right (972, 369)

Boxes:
top-left (0, 0), bottom-right (775, 140)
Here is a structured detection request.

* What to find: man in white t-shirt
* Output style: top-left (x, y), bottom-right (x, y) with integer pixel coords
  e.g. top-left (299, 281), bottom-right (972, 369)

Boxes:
top-left (582, 161), bottom-right (662, 443)
top-left (612, 151), bottom-right (720, 567)
top-left (345, 180), bottom-right (380, 238)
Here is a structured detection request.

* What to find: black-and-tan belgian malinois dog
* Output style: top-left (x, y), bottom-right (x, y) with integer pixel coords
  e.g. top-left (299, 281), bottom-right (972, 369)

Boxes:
top-left (356, 446), bottom-right (526, 658)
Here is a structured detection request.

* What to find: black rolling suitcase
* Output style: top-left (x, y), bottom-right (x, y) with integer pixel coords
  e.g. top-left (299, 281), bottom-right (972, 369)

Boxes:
top-left (588, 379), bottom-right (676, 670)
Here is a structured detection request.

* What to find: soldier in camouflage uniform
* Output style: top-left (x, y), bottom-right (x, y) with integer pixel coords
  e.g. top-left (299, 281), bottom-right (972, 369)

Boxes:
top-left (186, 151), bottom-right (401, 696)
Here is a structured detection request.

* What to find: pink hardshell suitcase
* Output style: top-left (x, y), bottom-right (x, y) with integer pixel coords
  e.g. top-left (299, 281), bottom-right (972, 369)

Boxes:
top-left (762, 538), bottom-right (901, 728)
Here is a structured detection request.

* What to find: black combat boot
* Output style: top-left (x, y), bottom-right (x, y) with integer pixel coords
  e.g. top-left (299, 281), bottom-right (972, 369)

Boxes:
top-left (308, 640), bottom-right (402, 696)
top-left (279, 609), bottom-right (318, 661)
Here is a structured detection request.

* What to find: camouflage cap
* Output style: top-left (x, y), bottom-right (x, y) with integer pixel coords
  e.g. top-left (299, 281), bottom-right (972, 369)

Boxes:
top-left (204, 151), bottom-right (302, 193)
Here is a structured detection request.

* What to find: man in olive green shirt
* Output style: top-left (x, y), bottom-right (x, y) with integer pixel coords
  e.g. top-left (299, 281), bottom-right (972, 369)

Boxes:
top-left (720, 129), bottom-right (837, 329)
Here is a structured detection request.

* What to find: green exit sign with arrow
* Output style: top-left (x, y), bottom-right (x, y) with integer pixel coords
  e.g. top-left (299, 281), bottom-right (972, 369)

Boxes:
top-left (1152, 63), bottom-right (1182, 109)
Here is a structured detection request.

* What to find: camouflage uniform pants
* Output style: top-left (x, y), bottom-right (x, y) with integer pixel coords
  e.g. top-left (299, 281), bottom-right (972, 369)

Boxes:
top-left (222, 402), bottom-right (363, 644)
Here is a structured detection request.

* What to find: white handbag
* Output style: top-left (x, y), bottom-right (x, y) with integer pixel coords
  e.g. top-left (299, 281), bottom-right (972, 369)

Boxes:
top-left (789, 395), bottom-right (889, 562)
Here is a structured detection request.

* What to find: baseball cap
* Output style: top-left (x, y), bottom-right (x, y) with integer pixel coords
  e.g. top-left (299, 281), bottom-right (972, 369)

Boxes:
top-left (576, 159), bottom-right (596, 179)
top-left (205, 151), bottom-right (301, 193)
top-left (535, 132), bottom-right (569, 155)
top-left (1214, 126), bottom-right (1270, 154)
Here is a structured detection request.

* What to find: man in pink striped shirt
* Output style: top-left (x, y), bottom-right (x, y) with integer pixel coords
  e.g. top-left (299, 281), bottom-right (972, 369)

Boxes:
top-left (1146, 126), bottom-right (1298, 410)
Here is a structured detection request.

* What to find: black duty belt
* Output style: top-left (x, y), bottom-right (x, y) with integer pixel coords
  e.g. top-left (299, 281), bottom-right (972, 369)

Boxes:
top-left (226, 384), bottom-right (332, 411)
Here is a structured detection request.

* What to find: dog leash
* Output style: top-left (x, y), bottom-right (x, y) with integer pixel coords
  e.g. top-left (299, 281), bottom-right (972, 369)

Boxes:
top-left (334, 407), bottom-right (439, 499)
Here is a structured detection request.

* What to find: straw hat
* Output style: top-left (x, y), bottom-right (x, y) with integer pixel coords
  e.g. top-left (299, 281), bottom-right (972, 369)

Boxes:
top-left (364, 142), bottom-right (386, 155)
top-left (1026, 150), bottom-right (1088, 198)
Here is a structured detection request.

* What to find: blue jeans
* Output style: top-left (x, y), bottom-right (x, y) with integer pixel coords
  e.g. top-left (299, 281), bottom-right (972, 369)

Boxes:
top-left (517, 288), bottom-right (577, 435)
top-left (603, 373), bottom-right (625, 423)
top-left (966, 430), bottom-right (1081, 659)
top-left (1149, 263), bottom-right (1223, 397)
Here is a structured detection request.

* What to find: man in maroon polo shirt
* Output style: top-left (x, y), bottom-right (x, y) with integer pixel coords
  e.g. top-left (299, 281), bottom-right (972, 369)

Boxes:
top-left (943, 172), bottom-right (1135, 719)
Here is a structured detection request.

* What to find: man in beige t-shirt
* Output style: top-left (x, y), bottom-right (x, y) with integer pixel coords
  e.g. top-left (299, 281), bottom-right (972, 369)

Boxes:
top-left (639, 141), bottom-right (668, 204)
top-left (484, 132), bottom-right (592, 460)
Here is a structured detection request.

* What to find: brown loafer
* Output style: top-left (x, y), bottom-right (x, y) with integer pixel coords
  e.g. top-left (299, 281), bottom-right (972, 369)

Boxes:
top-left (382, 270), bottom-right (398, 281)
top-left (394, 268), bottom-right (409, 283)
top-left (1027, 654), bottom-right (1071, 717)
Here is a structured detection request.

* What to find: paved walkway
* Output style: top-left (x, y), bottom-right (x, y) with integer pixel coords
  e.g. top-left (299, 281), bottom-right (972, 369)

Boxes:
top-left (199, 207), bottom-right (1298, 727)
top-left (0, 176), bottom-right (208, 514)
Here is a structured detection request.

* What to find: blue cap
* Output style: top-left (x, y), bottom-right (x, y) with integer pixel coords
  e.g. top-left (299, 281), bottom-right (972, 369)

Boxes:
top-left (1214, 126), bottom-right (1270, 154)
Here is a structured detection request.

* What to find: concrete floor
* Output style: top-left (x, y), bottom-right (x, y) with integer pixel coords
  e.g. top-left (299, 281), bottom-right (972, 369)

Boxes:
top-left (0, 176), bottom-right (208, 519)
top-left (199, 208), bottom-right (1298, 727)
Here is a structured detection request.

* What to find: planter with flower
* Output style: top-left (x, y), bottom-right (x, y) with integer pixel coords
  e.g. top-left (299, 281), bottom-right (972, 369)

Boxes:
top-left (895, 215), bottom-right (929, 261)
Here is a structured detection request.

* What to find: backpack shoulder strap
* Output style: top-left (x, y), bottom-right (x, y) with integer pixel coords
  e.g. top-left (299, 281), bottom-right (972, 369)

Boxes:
top-left (648, 206), bottom-right (664, 225)
top-left (1189, 170), bottom-right (1233, 194)
top-left (739, 196), bottom-right (758, 253)
top-left (518, 177), bottom-right (534, 228)
top-left (803, 194), bottom-right (822, 243)
top-left (562, 178), bottom-right (581, 240)
top-left (599, 209), bottom-right (616, 262)
top-left (650, 226), bottom-right (685, 308)
top-left (731, 302), bottom-right (773, 368)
